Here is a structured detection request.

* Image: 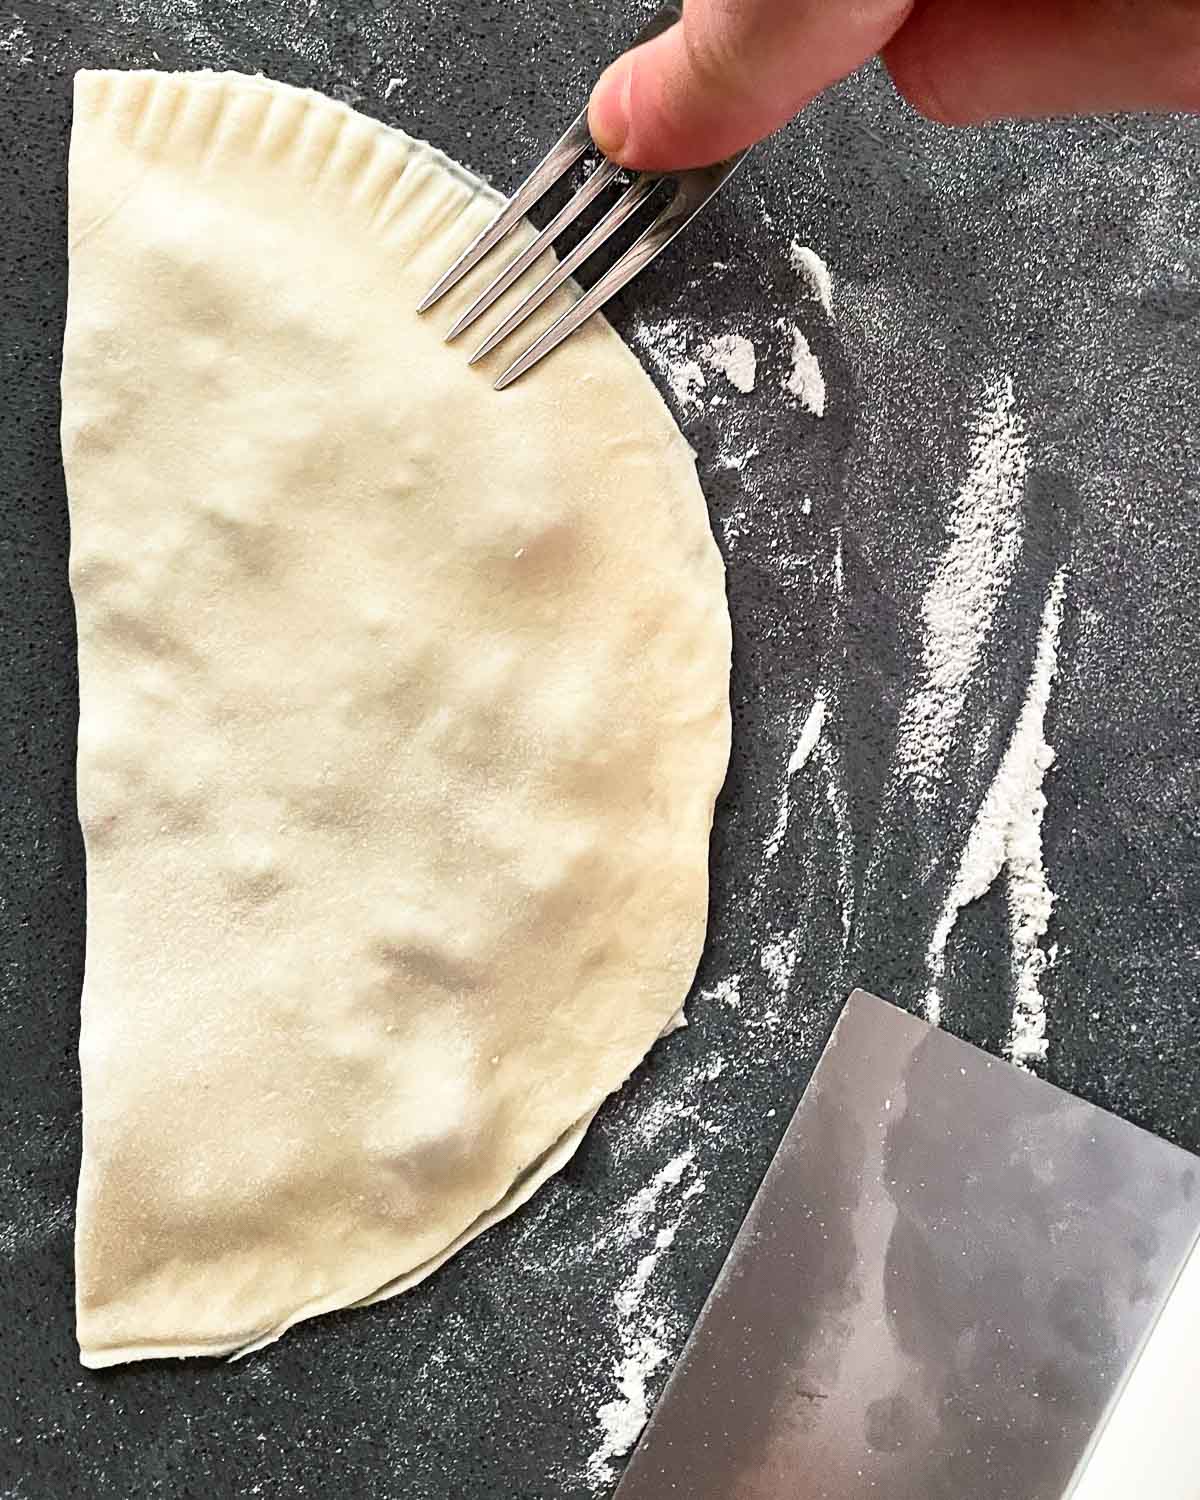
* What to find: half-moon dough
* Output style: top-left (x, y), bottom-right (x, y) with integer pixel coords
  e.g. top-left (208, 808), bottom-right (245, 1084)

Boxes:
top-left (63, 69), bottom-right (731, 1368)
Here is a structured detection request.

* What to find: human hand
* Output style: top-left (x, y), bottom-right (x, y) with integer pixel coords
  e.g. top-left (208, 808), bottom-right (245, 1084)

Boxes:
top-left (588, 0), bottom-right (1200, 170)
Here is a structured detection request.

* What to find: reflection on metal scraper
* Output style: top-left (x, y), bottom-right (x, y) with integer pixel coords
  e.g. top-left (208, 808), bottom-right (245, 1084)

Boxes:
top-left (615, 990), bottom-right (1200, 1500)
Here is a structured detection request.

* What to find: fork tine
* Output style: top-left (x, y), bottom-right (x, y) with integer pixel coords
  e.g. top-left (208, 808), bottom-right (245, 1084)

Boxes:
top-left (492, 188), bottom-right (693, 390)
top-left (467, 174), bottom-right (662, 367)
top-left (444, 158), bottom-right (622, 343)
top-left (417, 108), bottom-right (593, 314)
top-left (494, 152), bottom-right (749, 389)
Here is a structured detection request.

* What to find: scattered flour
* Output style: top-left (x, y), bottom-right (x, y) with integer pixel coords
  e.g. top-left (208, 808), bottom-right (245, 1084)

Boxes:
top-left (628, 1052), bottom-right (725, 1149)
top-left (618, 1150), bottom-right (696, 1240)
top-left (701, 333), bottom-right (757, 393)
top-left (632, 319), bottom-right (707, 410)
top-left (760, 932), bottom-right (801, 1024)
top-left (718, 503), bottom-right (751, 547)
top-left (585, 1150), bottom-right (707, 1489)
top-left (714, 445), bottom-right (760, 473)
top-left (894, 376), bottom-right (1025, 800)
top-left (765, 691), bottom-right (827, 861)
top-left (669, 361), bottom-right (706, 407)
top-left (783, 325), bottom-right (826, 416)
top-left (0, 1192), bottom-right (71, 1259)
top-left (383, 75), bottom-right (405, 100)
top-left (0, 15), bottom-right (33, 64)
top-left (761, 537), bottom-right (855, 939)
top-left (616, 1226), bottom-right (678, 1321)
top-left (699, 974), bottom-right (741, 1010)
top-left (790, 242), bottom-right (834, 317)
top-left (110, 0), bottom-right (335, 69)
top-left (589, 1332), bottom-right (669, 1483)
top-left (818, 737), bottom-right (857, 950)
top-left (924, 568), bottom-right (1069, 1056)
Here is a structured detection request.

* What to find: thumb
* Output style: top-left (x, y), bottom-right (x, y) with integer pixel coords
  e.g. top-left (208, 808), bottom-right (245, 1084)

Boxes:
top-left (589, 0), bottom-right (915, 171)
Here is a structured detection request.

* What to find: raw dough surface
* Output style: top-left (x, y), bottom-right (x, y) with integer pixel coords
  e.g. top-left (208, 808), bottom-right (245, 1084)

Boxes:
top-left (62, 70), bottom-right (731, 1367)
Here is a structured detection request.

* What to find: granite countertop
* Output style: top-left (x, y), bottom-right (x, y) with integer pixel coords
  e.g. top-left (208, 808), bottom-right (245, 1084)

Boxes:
top-left (2, 1), bottom-right (1198, 1496)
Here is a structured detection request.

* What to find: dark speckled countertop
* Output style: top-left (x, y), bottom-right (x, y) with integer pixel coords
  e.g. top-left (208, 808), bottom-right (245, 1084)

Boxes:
top-left (2, 2), bottom-right (1198, 1497)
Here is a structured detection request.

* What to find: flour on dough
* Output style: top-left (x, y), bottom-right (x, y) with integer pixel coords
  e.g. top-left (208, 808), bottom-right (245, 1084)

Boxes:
top-left (62, 70), bottom-right (731, 1367)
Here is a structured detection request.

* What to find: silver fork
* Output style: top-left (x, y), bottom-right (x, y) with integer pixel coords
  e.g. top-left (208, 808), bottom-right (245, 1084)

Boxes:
top-left (416, 2), bottom-right (750, 390)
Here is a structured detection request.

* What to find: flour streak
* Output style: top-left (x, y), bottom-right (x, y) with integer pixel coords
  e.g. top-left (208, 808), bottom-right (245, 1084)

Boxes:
top-left (765, 691), bottom-right (827, 862)
top-left (895, 377), bottom-right (1025, 801)
top-left (924, 569), bottom-right (1069, 1054)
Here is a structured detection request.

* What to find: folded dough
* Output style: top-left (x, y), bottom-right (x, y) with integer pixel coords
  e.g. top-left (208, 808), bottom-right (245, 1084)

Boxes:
top-left (62, 69), bottom-right (731, 1367)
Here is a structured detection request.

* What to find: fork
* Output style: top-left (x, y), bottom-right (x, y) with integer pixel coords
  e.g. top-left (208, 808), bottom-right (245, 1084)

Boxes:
top-left (416, 2), bottom-right (750, 390)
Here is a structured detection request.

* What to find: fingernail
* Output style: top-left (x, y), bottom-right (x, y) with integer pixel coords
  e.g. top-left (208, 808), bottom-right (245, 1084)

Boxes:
top-left (588, 58), bottom-right (632, 159)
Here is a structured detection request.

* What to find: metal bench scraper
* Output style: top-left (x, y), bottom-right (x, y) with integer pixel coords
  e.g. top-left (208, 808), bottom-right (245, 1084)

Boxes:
top-left (614, 990), bottom-right (1200, 1500)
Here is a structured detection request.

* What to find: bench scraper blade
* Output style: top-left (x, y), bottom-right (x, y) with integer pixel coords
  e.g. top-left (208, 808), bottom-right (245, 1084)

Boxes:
top-left (614, 990), bottom-right (1200, 1500)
